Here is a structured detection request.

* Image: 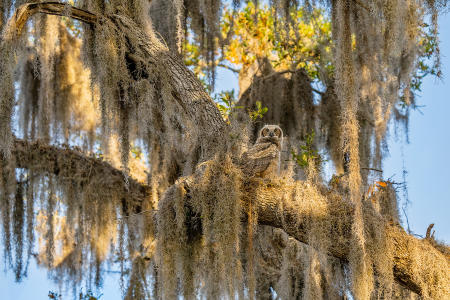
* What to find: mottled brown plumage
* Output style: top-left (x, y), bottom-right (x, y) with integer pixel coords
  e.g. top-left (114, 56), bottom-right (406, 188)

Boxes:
top-left (241, 125), bottom-right (283, 177)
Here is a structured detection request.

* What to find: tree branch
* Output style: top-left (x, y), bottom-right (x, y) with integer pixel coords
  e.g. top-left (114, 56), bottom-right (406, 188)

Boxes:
top-left (111, 14), bottom-right (227, 146)
top-left (13, 139), bottom-right (150, 208)
top-left (249, 180), bottom-right (448, 297)
top-left (172, 175), bottom-right (449, 297)
top-left (218, 63), bottom-right (240, 73)
top-left (13, 139), bottom-right (448, 297)
top-left (361, 167), bottom-right (383, 173)
top-left (5, 1), bottom-right (97, 39)
top-left (426, 223), bottom-right (435, 239)
top-left (5, 2), bottom-right (227, 156)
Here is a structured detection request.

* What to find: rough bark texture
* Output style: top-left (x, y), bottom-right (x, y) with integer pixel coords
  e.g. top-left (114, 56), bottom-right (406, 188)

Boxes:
top-left (175, 175), bottom-right (449, 297)
top-left (5, 1), bottom-right (227, 158)
top-left (112, 14), bottom-right (227, 150)
top-left (251, 182), bottom-right (448, 297)
top-left (13, 139), bottom-right (149, 208)
top-left (5, 2), bottom-right (97, 39)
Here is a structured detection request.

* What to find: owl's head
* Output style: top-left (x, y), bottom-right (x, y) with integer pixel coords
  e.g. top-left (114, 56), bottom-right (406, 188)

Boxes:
top-left (258, 125), bottom-right (283, 147)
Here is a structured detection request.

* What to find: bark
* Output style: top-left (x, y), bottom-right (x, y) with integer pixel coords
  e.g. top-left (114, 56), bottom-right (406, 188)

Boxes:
top-left (13, 139), bottom-right (149, 208)
top-left (248, 181), bottom-right (448, 297)
top-left (175, 175), bottom-right (449, 297)
top-left (5, 1), bottom-right (227, 157)
top-left (111, 14), bottom-right (227, 149)
top-left (5, 2), bottom-right (97, 39)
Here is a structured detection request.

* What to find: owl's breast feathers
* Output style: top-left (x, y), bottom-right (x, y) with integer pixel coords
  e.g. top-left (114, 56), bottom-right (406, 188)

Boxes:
top-left (240, 141), bottom-right (280, 177)
top-left (255, 136), bottom-right (281, 148)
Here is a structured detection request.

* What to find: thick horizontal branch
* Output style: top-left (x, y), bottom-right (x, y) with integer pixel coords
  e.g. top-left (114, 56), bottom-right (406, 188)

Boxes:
top-left (13, 139), bottom-right (149, 208)
top-left (251, 180), bottom-right (450, 296)
top-left (245, 179), bottom-right (353, 258)
top-left (218, 63), bottom-right (240, 73)
top-left (175, 176), bottom-right (449, 297)
top-left (13, 139), bottom-right (448, 296)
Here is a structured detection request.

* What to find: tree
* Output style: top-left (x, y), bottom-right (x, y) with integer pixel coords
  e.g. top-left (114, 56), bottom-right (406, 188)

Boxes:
top-left (0, 1), bottom-right (449, 299)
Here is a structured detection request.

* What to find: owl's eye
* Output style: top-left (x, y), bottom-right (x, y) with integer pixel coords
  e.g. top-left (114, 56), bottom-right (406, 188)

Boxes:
top-left (262, 128), bottom-right (269, 136)
top-left (274, 128), bottom-right (281, 137)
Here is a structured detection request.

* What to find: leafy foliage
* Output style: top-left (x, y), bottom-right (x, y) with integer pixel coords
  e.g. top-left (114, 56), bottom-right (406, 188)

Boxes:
top-left (248, 100), bottom-right (268, 121)
top-left (410, 22), bottom-right (442, 93)
top-left (215, 90), bottom-right (243, 122)
top-left (216, 90), bottom-right (267, 122)
top-left (291, 131), bottom-right (323, 168)
top-left (223, 2), bottom-right (333, 80)
top-left (184, 2), bottom-right (333, 84)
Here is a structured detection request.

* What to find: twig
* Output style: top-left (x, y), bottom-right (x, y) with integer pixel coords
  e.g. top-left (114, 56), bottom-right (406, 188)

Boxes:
top-left (426, 223), bottom-right (435, 239)
top-left (311, 87), bottom-right (324, 95)
top-left (361, 167), bottom-right (383, 173)
top-left (218, 63), bottom-right (240, 73)
top-left (262, 69), bottom-right (292, 80)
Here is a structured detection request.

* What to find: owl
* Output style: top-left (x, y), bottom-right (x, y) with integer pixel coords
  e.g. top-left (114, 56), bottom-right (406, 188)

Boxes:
top-left (240, 125), bottom-right (283, 178)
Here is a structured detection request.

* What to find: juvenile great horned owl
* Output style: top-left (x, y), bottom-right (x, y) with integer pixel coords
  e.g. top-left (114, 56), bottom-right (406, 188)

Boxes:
top-left (240, 125), bottom-right (283, 178)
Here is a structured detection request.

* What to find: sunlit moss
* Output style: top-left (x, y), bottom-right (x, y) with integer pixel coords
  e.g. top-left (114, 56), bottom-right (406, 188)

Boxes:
top-left (0, 0), bottom-right (447, 299)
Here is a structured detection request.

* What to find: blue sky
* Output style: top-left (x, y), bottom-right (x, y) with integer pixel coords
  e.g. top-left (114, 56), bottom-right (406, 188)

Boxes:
top-left (382, 15), bottom-right (450, 243)
top-left (2, 10), bottom-right (449, 300)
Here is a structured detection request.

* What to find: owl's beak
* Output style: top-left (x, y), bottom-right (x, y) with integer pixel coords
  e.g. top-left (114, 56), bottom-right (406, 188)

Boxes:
top-left (269, 132), bottom-right (274, 137)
